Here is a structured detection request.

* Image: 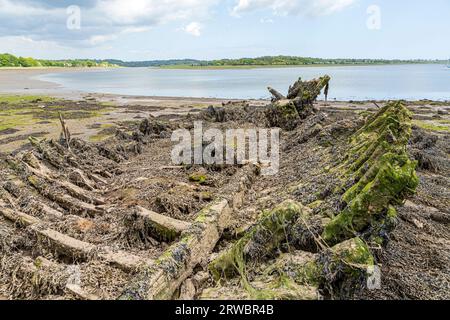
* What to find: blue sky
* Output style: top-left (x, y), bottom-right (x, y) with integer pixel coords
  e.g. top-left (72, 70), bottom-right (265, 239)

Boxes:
top-left (0, 0), bottom-right (449, 60)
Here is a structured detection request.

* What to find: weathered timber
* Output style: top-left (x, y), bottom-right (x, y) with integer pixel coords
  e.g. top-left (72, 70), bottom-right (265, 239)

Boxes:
top-left (209, 200), bottom-right (311, 280)
top-left (0, 206), bottom-right (145, 271)
top-left (130, 206), bottom-right (192, 242)
top-left (267, 87), bottom-right (286, 102)
top-left (120, 199), bottom-right (232, 299)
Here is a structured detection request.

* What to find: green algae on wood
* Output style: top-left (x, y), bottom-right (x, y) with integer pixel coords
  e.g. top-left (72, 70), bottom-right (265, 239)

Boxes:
top-left (189, 173), bottom-right (208, 185)
top-left (316, 237), bottom-right (374, 297)
top-left (323, 101), bottom-right (419, 244)
top-left (209, 200), bottom-right (310, 281)
top-left (295, 237), bottom-right (373, 290)
top-left (265, 75), bottom-right (331, 130)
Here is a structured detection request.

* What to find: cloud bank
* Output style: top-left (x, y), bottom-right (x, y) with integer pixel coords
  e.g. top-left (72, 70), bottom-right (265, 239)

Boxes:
top-left (0, 0), bottom-right (356, 50)
top-left (232, 0), bottom-right (356, 17)
top-left (0, 0), bottom-right (217, 47)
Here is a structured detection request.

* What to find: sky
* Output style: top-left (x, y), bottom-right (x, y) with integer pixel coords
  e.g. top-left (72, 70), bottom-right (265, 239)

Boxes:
top-left (0, 0), bottom-right (449, 61)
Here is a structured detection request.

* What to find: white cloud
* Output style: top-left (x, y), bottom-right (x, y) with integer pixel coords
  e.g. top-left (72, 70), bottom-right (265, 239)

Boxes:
top-left (88, 26), bottom-right (150, 45)
top-left (182, 22), bottom-right (203, 37)
top-left (260, 18), bottom-right (274, 23)
top-left (0, 0), bottom-right (62, 16)
top-left (88, 34), bottom-right (118, 45)
top-left (96, 0), bottom-right (215, 25)
top-left (0, 0), bottom-right (218, 47)
top-left (0, 35), bottom-right (72, 58)
top-left (232, 0), bottom-right (356, 17)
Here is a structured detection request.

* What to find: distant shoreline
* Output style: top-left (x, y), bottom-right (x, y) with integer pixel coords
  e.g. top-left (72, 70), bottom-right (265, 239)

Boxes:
top-left (157, 62), bottom-right (443, 70)
top-left (0, 62), bottom-right (444, 71)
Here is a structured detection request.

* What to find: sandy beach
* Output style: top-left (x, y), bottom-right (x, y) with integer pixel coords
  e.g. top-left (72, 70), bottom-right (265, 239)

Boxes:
top-left (0, 67), bottom-right (259, 104)
top-left (0, 68), bottom-right (83, 95)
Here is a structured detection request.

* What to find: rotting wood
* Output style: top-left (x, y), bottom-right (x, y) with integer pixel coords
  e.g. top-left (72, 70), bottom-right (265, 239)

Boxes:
top-left (65, 284), bottom-right (101, 301)
top-left (35, 227), bottom-right (148, 271)
top-left (68, 169), bottom-right (97, 191)
top-left (131, 206), bottom-right (192, 241)
top-left (178, 279), bottom-right (196, 300)
top-left (119, 165), bottom-right (258, 300)
top-left (3, 255), bottom-right (69, 298)
top-left (99, 248), bottom-right (152, 273)
top-left (26, 173), bottom-right (103, 216)
top-left (59, 112), bottom-right (71, 150)
top-left (209, 200), bottom-right (311, 280)
top-left (267, 87), bottom-right (286, 102)
top-left (0, 202), bottom-right (40, 226)
top-left (21, 155), bottom-right (105, 205)
top-left (119, 199), bottom-right (232, 300)
top-left (6, 254), bottom-right (99, 300)
top-left (38, 202), bottom-right (65, 219)
top-left (0, 205), bottom-right (146, 271)
top-left (28, 137), bottom-right (65, 170)
top-left (159, 166), bottom-right (184, 170)
top-left (32, 226), bottom-right (96, 260)
top-left (6, 157), bottom-right (104, 216)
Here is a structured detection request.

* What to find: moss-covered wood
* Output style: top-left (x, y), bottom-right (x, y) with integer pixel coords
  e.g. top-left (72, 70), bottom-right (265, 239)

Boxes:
top-left (209, 200), bottom-right (310, 281)
top-left (323, 101), bottom-right (419, 244)
top-left (265, 75), bottom-right (331, 130)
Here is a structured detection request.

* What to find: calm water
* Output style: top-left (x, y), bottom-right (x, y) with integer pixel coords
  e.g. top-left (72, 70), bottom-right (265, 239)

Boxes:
top-left (37, 64), bottom-right (450, 101)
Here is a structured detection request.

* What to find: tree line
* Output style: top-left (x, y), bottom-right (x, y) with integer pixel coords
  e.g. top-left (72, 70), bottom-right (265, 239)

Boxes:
top-left (0, 53), bottom-right (116, 68)
top-left (1, 53), bottom-right (444, 68)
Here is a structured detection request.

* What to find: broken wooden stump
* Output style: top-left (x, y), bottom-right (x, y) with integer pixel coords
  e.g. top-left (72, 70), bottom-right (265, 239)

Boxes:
top-left (267, 87), bottom-right (286, 102)
top-left (264, 75), bottom-right (331, 130)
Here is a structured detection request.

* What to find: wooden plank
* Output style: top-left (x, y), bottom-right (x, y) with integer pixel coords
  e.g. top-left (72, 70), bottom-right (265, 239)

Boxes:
top-left (66, 284), bottom-right (100, 301)
top-left (0, 203), bottom-right (40, 226)
top-left (133, 206), bottom-right (191, 241)
top-left (99, 249), bottom-right (148, 272)
top-left (0, 204), bottom-right (145, 271)
top-left (33, 227), bottom-right (96, 260)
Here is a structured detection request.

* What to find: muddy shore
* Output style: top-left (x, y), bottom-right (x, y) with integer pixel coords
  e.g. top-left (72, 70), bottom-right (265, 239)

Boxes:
top-left (0, 68), bottom-right (270, 153)
top-left (0, 71), bottom-right (449, 300)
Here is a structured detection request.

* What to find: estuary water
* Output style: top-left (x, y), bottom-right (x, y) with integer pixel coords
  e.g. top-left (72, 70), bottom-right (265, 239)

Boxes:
top-left (37, 64), bottom-right (450, 101)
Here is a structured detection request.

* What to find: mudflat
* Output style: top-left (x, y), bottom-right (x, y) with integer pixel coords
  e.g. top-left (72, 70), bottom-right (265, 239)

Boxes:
top-left (0, 73), bottom-right (449, 300)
